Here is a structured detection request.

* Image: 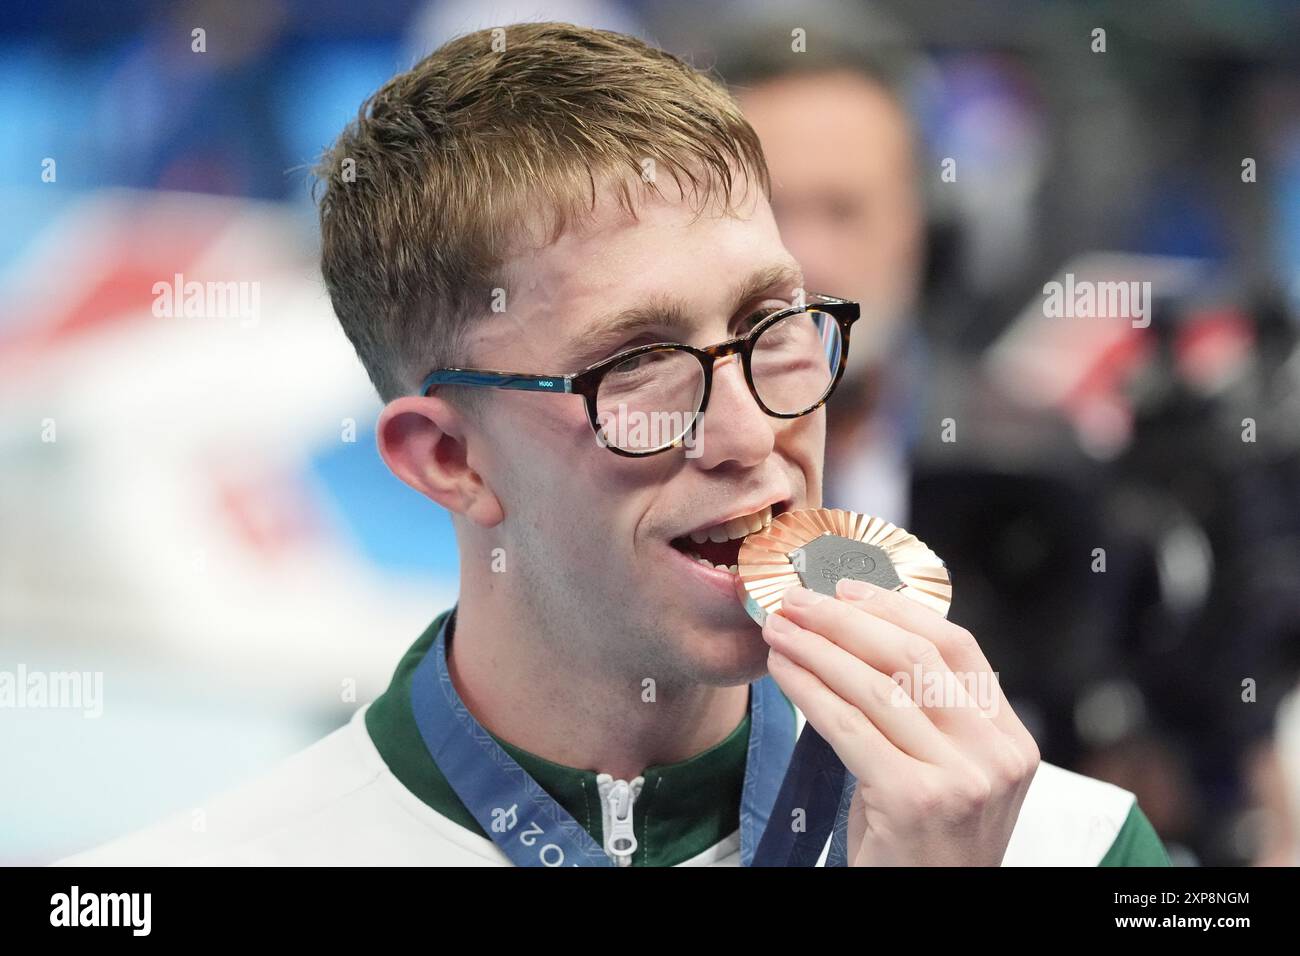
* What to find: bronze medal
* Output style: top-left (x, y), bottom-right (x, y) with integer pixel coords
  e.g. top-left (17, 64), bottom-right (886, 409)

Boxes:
top-left (737, 507), bottom-right (952, 625)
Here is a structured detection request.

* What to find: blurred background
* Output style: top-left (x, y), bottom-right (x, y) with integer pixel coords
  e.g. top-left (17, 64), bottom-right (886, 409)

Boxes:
top-left (2, 0), bottom-right (1298, 865)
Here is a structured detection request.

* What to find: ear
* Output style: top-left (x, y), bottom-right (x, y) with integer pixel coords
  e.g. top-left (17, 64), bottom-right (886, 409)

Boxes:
top-left (377, 395), bottom-right (504, 529)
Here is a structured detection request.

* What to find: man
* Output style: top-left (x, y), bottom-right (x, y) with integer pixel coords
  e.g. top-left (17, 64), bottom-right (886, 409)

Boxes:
top-left (58, 22), bottom-right (1166, 866)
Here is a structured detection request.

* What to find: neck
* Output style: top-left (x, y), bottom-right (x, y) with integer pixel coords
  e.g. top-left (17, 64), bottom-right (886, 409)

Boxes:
top-left (447, 588), bottom-right (749, 781)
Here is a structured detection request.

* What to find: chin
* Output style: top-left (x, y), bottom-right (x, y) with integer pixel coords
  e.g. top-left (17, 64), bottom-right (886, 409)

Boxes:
top-left (676, 618), bottom-right (770, 687)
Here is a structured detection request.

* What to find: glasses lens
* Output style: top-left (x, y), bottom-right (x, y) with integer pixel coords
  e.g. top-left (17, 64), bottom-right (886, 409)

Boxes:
top-left (594, 347), bottom-right (705, 452)
top-left (751, 309), bottom-right (842, 414)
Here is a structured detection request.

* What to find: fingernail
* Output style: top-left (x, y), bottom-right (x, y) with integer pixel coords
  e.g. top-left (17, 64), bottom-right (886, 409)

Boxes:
top-left (764, 613), bottom-right (797, 636)
top-left (783, 586), bottom-right (825, 608)
top-left (837, 578), bottom-right (874, 600)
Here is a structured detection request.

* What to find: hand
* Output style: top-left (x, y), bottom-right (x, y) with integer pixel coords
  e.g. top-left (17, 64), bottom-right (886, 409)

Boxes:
top-left (758, 579), bottom-right (1040, 866)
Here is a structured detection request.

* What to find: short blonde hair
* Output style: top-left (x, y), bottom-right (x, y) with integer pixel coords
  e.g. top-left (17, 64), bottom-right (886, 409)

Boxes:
top-left (314, 22), bottom-right (770, 401)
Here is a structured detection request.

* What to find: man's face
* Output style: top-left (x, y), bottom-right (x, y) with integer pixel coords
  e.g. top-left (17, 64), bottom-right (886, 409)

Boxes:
top-left (738, 70), bottom-right (923, 369)
top-left (463, 181), bottom-right (820, 688)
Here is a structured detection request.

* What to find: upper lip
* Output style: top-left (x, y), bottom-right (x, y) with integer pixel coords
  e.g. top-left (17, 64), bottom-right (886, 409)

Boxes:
top-left (673, 494), bottom-right (792, 540)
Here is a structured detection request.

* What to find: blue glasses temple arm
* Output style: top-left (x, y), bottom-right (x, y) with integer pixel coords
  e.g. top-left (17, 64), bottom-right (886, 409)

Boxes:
top-left (421, 370), bottom-right (573, 395)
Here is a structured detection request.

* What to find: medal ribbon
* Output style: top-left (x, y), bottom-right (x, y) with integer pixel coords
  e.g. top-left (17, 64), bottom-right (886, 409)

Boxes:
top-left (409, 607), bottom-right (851, 866)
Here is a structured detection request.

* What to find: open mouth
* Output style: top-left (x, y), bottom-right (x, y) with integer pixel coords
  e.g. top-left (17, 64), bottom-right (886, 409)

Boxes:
top-left (669, 501), bottom-right (789, 574)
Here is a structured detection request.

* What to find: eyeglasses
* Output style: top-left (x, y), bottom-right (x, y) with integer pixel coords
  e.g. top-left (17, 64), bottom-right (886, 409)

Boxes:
top-left (419, 293), bottom-right (860, 457)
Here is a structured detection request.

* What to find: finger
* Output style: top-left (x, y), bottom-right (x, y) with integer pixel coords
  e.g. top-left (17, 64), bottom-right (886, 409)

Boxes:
top-left (832, 579), bottom-right (993, 674)
top-left (763, 611), bottom-right (957, 765)
top-left (765, 646), bottom-right (917, 791)
top-left (828, 581), bottom-right (1024, 739)
top-left (776, 584), bottom-right (988, 732)
top-left (779, 586), bottom-right (995, 723)
top-left (830, 582), bottom-right (1042, 794)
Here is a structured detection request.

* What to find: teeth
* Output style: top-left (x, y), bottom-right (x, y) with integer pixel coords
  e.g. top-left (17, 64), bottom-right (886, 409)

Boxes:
top-left (682, 550), bottom-right (739, 574)
top-left (687, 504), bottom-right (776, 545)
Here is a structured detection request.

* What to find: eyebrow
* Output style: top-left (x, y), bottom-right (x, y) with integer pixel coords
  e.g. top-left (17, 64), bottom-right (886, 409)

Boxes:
top-left (559, 262), bottom-right (806, 370)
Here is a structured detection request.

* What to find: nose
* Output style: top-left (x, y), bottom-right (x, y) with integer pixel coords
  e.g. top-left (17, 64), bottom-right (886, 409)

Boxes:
top-left (688, 353), bottom-right (775, 469)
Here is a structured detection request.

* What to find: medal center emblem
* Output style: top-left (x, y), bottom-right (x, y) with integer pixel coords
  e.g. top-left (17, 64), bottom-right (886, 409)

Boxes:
top-left (788, 533), bottom-right (903, 597)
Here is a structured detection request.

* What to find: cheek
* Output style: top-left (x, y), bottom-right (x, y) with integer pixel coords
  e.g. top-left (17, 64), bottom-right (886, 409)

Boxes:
top-left (778, 414), bottom-right (825, 494)
top-left (491, 393), bottom-right (597, 463)
top-left (481, 397), bottom-right (589, 514)
top-left (490, 395), bottom-right (657, 533)
top-left (783, 410), bottom-right (824, 460)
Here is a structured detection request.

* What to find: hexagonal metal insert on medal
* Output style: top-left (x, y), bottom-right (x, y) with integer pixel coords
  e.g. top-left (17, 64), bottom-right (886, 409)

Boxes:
top-left (787, 533), bottom-right (903, 598)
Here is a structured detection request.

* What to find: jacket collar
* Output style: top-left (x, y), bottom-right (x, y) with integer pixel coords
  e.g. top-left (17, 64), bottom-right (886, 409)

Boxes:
top-left (365, 607), bottom-right (761, 866)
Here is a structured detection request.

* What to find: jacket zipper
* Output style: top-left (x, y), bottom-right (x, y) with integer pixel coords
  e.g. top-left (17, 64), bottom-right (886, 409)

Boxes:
top-left (596, 773), bottom-right (645, 867)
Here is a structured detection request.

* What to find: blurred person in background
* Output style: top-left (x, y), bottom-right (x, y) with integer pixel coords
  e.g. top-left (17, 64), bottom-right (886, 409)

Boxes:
top-left (709, 9), bottom-right (928, 526)
top-left (1257, 683), bottom-right (1300, 866)
top-left (1232, 681), bottom-right (1300, 866)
